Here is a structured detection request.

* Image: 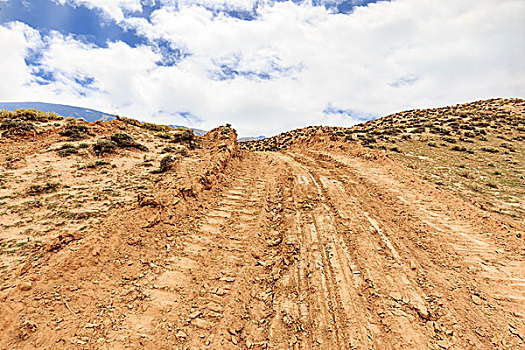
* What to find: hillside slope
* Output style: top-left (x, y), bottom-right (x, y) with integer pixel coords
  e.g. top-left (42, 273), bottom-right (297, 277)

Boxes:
top-left (243, 98), bottom-right (525, 223)
top-left (0, 100), bottom-right (523, 349)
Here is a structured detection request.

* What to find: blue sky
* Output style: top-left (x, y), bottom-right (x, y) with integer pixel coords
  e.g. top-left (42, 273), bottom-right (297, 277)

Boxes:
top-left (0, 0), bottom-right (524, 136)
top-left (0, 0), bottom-right (147, 47)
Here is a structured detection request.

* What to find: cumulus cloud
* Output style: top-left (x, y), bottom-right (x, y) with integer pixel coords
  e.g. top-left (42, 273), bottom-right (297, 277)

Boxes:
top-left (1, 0), bottom-right (524, 136)
top-left (0, 22), bottom-right (44, 99)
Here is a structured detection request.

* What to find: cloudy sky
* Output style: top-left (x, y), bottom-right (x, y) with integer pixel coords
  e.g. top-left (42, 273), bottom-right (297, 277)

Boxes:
top-left (0, 0), bottom-right (524, 136)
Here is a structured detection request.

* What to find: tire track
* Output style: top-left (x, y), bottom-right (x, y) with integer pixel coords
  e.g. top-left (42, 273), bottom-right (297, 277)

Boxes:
top-left (148, 152), bottom-right (287, 349)
top-left (271, 152), bottom-right (386, 349)
top-left (296, 148), bottom-right (525, 349)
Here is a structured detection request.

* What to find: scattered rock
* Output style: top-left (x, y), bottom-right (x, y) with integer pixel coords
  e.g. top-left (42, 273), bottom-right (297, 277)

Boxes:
top-left (176, 330), bottom-right (187, 340)
top-left (214, 288), bottom-right (228, 296)
top-left (471, 295), bottom-right (482, 305)
top-left (191, 318), bottom-right (212, 330)
top-left (228, 321), bottom-right (243, 334)
top-left (19, 281), bottom-right (32, 291)
top-left (189, 311), bottom-right (201, 319)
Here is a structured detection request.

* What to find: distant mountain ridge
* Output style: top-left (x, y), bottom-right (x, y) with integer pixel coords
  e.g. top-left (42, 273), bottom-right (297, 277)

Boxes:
top-left (0, 102), bottom-right (116, 122)
top-left (238, 135), bottom-right (266, 142)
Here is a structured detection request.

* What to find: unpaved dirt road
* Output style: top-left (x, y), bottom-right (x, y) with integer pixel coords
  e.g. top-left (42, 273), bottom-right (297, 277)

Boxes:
top-left (1, 138), bottom-right (524, 349)
top-left (267, 146), bottom-right (524, 349)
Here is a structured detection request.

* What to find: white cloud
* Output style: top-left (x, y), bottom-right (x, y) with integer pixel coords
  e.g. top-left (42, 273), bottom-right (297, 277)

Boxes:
top-left (53, 0), bottom-right (143, 22)
top-left (1, 0), bottom-right (524, 136)
top-left (177, 0), bottom-right (260, 12)
top-left (0, 22), bottom-right (45, 99)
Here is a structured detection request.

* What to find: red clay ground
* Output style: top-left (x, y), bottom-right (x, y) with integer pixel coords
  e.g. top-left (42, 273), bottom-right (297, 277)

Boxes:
top-left (0, 113), bottom-right (524, 349)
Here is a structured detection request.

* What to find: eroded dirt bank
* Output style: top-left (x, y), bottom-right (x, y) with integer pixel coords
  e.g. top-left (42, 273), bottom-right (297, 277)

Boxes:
top-left (1, 135), bottom-right (524, 349)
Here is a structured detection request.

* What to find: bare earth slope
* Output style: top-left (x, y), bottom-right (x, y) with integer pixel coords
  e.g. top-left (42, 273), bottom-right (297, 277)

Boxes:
top-left (1, 101), bottom-right (524, 349)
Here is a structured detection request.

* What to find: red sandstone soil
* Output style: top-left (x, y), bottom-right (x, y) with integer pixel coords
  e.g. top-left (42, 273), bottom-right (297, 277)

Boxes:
top-left (1, 130), bottom-right (524, 349)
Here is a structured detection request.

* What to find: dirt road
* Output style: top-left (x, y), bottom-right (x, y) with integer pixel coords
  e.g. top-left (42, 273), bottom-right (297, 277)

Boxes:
top-left (267, 146), bottom-right (524, 349)
top-left (1, 141), bottom-right (524, 349)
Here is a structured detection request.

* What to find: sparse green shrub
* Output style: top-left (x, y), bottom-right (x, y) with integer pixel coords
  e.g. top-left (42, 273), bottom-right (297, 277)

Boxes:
top-left (427, 141), bottom-right (438, 147)
top-left (410, 127), bottom-right (426, 133)
top-left (27, 182), bottom-right (60, 195)
top-left (500, 142), bottom-right (515, 152)
top-left (15, 109), bottom-right (46, 121)
top-left (0, 118), bottom-right (34, 136)
top-left (0, 110), bottom-right (15, 119)
top-left (78, 143), bottom-right (89, 149)
top-left (57, 144), bottom-right (78, 157)
top-left (93, 139), bottom-right (117, 155)
top-left (442, 137), bottom-right (457, 143)
top-left (84, 160), bottom-right (111, 169)
top-left (157, 155), bottom-right (175, 173)
top-left (110, 133), bottom-right (148, 151)
top-left (155, 132), bottom-right (172, 139)
top-left (383, 128), bottom-right (402, 135)
top-left (175, 148), bottom-right (189, 157)
top-left (0, 108), bottom-right (62, 122)
top-left (141, 122), bottom-right (171, 132)
top-left (358, 135), bottom-right (377, 145)
top-left (59, 123), bottom-right (91, 140)
top-left (431, 127), bottom-right (451, 135)
top-left (451, 145), bottom-right (467, 152)
top-left (481, 146), bottom-right (498, 153)
top-left (172, 128), bottom-right (195, 143)
top-left (120, 116), bottom-right (141, 127)
top-left (220, 123), bottom-right (234, 135)
top-left (83, 160), bottom-right (111, 169)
